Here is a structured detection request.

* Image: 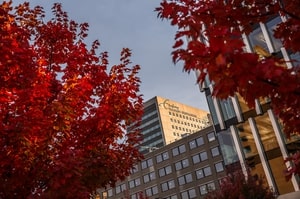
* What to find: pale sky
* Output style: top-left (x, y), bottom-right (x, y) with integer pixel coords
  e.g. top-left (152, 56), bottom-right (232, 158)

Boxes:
top-left (12, 0), bottom-right (209, 111)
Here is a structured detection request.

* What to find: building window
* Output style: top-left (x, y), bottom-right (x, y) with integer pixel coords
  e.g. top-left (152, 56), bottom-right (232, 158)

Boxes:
top-left (159, 165), bottom-right (172, 177)
top-left (192, 151), bottom-right (208, 164)
top-left (146, 186), bottom-right (158, 197)
top-left (130, 193), bottom-right (138, 199)
top-left (181, 188), bottom-right (197, 199)
top-left (130, 166), bottom-right (138, 174)
top-left (166, 195), bottom-right (178, 199)
top-left (248, 24), bottom-right (269, 52)
top-left (207, 132), bottom-right (216, 142)
top-left (196, 166), bottom-right (212, 179)
top-left (219, 98), bottom-right (236, 120)
top-left (178, 173), bottom-right (193, 185)
top-left (128, 178), bottom-right (141, 189)
top-left (115, 183), bottom-right (126, 194)
top-left (196, 169), bottom-right (204, 179)
top-left (161, 180), bottom-right (175, 192)
top-left (211, 146), bottom-right (220, 157)
top-left (200, 182), bottom-right (216, 195)
top-left (143, 171), bottom-right (156, 183)
top-left (172, 144), bottom-right (186, 156)
top-left (215, 162), bottom-right (224, 173)
top-left (175, 158), bottom-right (189, 171)
top-left (107, 189), bottom-right (113, 197)
top-left (141, 158), bottom-right (153, 169)
top-left (189, 136), bottom-right (204, 149)
top-left (156, 151), bottom-right (169, 163)
top-left (204, 166), bottom-right (212, 176)
top-left (199, 185), bottom-right (208, 195)
top-left (200, 151), bottom-right (208, 161)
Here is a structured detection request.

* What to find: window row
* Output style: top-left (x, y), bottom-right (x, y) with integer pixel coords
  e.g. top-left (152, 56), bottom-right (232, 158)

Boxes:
top-left (161, 180), bottom-right (176, 192)
top-left (143, 171), bottom-right (156, 183)
top-left (172, 127), bottom-right (195, 135)
top-left (142, 147), bottom-right (220, 173)
top-left (159, 165), bottom-right (172, 177)
top-left (140, 117), bottom-right (159, 129)
top-left (141, 158), bottom-right (153, 169)
top-left (106, 170), bottom-right (221, 198)
top-left (171, 120), bottom-right (202, 129)
top-left (128, 178), bottom-right (141, 189)
top-left (178, 173), bottom-right (193, 185)
top-left (168, 111), bottom-right (199, 121)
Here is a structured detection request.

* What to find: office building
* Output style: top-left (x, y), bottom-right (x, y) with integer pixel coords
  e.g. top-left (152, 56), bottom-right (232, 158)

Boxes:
top-left (198, 15), bottom-right (300, 196)
top-left (98, 126), bottom-right (227, 199)
top-left (138, 96), bottom-right (210, 153)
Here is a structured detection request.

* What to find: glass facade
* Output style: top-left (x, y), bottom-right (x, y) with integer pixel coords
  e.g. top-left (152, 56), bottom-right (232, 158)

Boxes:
top-left (203, 16), bottom-right (300, 195)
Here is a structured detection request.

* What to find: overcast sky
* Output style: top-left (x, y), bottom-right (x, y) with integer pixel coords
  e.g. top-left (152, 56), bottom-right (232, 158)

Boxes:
top-left (12, 0), bottom-right (209, 111)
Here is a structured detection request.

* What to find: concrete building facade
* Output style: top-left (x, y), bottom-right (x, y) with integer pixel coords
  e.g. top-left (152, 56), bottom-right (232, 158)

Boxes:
top-left (98, 126), bottom-right (227, 199)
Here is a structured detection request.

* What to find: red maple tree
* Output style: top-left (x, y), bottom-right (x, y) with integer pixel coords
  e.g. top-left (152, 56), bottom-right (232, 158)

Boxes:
top-left (204, 169), bottom-right (275, 199)
top-left (156, 0), bottom-right (300, 179)
top-left (0, 1), bottom-right (143, 198)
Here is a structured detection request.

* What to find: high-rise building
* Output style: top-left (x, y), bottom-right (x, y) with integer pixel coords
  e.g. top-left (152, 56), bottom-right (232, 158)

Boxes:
top-left (98, 126), bottom-right (227, 199)
top-left (198, 15), bottom-right (300, 196)
top-left (139, 96), bottom-right (210, 153)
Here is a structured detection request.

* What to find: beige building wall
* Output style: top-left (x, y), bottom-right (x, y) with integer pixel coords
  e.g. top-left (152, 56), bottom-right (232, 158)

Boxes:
top-left (155, 96), bottom-right (210, 145)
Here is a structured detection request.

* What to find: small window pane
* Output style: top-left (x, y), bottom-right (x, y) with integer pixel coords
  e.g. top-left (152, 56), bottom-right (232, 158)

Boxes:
top-left (150, 172), bottom-right (156, 180)
top-left (181, 191), bottom-right (188, 198)
top-left (178, 176), bottom-right (185, 185)
top-left (200, 185), bottom-right (208, 195)
top-left (175, 162), bottom-right (182, 171)
top-left (163, 152), bottom-right (169, 160)
top-left (207, 182), bottom-right (216, 192)
top-left (143, 174), bottom-right (150, 183)
top-left (168, 180), bottom-right (175, 189)
top-left (153, 186), bottom-right (158, 195)
top-left (200, 151), bottom-right (208, 161)
top-left (204, 167), bottom-right (212, 176)
top-left (107, 189), bottom-right (113, 197)
top-left (147, 159), bottom-right (153, 167)
top-left (141, 161), bottom-right (147, 169)
top-left (192, 154), bottom-right (200, 164)
top-left (186, 173), bottom-right (193, 183)
top-left (215, 162), bottom-right (224, 173)
top-left (135, 178), bottom-right (140, 186)
top-left (196, 137), bottom-right (204, 146)
top-left (196, 169), bottom-right (204, 179)
top-left (207, 132), bottom-right (216, 142)
top-left (172, 148), bottom-right (179, 156)
top-left (170, 195), bottom-right (178, 199)
top-left (189, 189), bottom-right (196, 198)
top-left (159, 168), bottom-right (165, 177)
top-left (156, 154), bottom-right (162, 163)
top-left (161, 182), bottom-right (168, 192)
top-left (189, 140), bottom-right (197, 149)
top-left (182, 159), bottom-right (189, 168)
top-left (211, 147), bottom-right (220, 157)
top-left (165, 165), bottom-right (172, 175)
top-left (116, 186), bottom-right (121, 194)
top-left (146, 189), bottom-right (152, 196)
top-left (179, 144), bottom-right (186, 153)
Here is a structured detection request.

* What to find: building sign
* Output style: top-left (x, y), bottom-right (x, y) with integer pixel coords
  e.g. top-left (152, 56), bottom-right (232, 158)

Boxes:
top-left (160, 99), bottom-right (180, 112)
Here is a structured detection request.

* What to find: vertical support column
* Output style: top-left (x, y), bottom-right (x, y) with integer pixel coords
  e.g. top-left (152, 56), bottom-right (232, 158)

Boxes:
top-left (230, 125), bottom-right (247, 177)
top-left (248, 117), bottom-right (278, 192)
top-left (209, 85), bottom-right (225, 130)
top-left (231, 95), bottom-right (244, 123)
top-left (260, 22), bottom-right (275, 53)
top-left (268, 109), bottom-right (299, 191)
